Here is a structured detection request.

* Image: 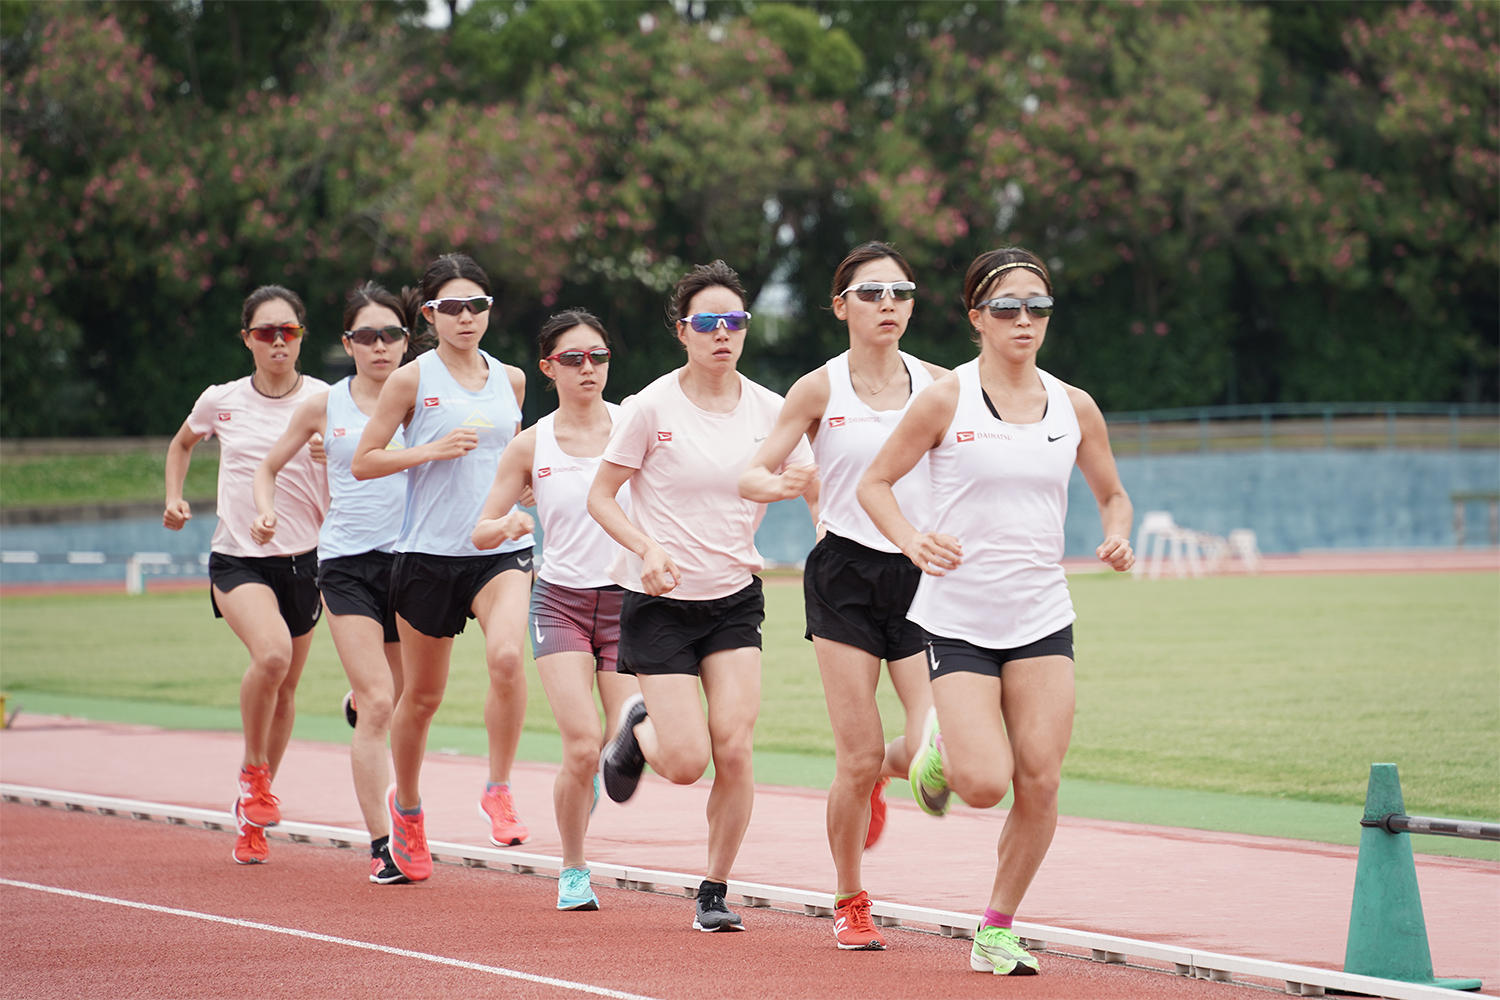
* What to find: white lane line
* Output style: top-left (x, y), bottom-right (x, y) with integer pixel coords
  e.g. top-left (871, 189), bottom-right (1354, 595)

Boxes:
top-left (2, 878), bottom-right (665, 1000)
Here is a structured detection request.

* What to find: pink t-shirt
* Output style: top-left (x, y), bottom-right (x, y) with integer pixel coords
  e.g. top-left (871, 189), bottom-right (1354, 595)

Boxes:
top-left (603, 369), bottom-right (813, 601)
top-left (186, 375), bottom-right (330, 557)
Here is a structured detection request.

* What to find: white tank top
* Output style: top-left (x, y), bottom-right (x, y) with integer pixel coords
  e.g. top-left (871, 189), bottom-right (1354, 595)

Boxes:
top-left (812, 350), bottom-right (934, 552)
top-left (396, 349), bottom-right (533, 558)
top-left (319, 377), bottom-right (407, 561)
top-left (531, 405), bottom-right (629, 589)
top-left (906, 360), bottom-right (1079, 648)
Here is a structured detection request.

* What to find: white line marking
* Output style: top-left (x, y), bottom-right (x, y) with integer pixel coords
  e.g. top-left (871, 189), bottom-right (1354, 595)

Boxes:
top-left (1, 878), bottom-right (665, 1000)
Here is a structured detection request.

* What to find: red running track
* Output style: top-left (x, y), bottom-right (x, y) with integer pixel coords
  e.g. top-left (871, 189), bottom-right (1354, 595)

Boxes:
top-left (1, 802), bottom-right (1275, 1000)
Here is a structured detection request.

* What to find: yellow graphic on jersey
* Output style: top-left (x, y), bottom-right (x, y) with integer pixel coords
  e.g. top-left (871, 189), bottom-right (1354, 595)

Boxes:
top-left (462, 410), bottom-right (496, 428)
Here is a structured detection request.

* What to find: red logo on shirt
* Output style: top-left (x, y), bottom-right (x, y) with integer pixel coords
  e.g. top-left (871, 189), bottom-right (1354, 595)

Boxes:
top-left (217, 411), bottom-right (232, 422)
top-left (956, 430), bottom-right (975, 443)
top-left (827, 416), bottom-right (845, 428)
top-left (657, 431), bottom-right (672, 442)
top-left (332, 428), bottom-right (346, 437)
top-left (537, 467), bottom-right (551, 478)
top-left (423, 397), bottom-right (440, 407)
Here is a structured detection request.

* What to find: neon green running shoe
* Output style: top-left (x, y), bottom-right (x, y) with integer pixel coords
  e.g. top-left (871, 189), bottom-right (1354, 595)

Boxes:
top-left (908, 707), bottom-right (951, 817)
top-left (970, 925), bottom-right (1040, 976)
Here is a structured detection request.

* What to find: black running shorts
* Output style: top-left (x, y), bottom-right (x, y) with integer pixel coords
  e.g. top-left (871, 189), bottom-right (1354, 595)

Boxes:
top-left (923, 623), bottom-right (1075, 681)
top-left (803, 532), bottom-right (925, 662)
top-left (317, 551), bottom-right (399, 643)
top-left (209, 550), bottom-right (322, 638)
top-left (391, 549), bottom-right (533, 639)
top-left (618, 577), bottom-right (764, 676)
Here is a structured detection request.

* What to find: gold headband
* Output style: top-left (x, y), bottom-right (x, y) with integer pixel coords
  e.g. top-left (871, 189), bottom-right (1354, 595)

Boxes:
top-left (973, 261), bottom-right (1050, 306)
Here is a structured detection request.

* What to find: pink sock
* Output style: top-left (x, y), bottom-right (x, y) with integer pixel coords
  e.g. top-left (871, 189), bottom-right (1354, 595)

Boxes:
top-left (982, 908), bottom-right (1013, 929)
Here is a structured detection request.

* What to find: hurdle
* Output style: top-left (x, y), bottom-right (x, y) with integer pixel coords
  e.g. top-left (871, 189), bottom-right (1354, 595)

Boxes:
top-left (1344, 763), bottom-right (1492, 992)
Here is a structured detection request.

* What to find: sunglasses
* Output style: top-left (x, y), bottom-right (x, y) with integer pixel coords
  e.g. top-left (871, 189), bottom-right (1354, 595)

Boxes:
top-left (544, 347), bottom-right (612, 367)
top-left (841, 281), bottom-right (916, 302)
top-left (681, 311), bottom-right (751, 333)
top-left (977, 296), bottom-right (1055, 319)
top-left (246, 323), bottom-right (304, 343)
top-left (344, 326), bottom-right (409, 346)
top-left (423, 296), bottom-right (493, 316)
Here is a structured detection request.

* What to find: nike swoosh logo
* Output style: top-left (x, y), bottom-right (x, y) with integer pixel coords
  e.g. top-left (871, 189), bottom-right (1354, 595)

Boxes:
top-left (533, 619), bottom-right (543, 644)
top-left (1047, 433), bottom-right (1067, 442)
top-left (754, 435), bottom-right (768, 443)
top-left (517, 557), bottom-right (533, 569)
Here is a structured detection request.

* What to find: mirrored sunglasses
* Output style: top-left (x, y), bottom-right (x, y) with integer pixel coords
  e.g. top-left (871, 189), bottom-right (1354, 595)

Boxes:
top-left (246, 323), bottom-right (304, 343)
top-left (423, 296), bottom-right (493, 316)
top-left (979, 296), bottom-right (1055, 319)
top-left (682, 311), bottom-right (751, 333)
top-left (841, 281), bottom-right (916, 302)
top-left (344, 326), bottom-right (409, 346)
top-left (544, 348), bottom-right (612, 367)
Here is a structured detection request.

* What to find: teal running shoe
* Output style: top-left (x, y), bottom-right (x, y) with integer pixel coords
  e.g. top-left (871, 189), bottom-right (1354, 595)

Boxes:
top-left (557, 866), bottom-right (599, 911)
top-left (970, 924), bottom-right (1039, 975)
top-left (908, 707), bottom-right (951, 817)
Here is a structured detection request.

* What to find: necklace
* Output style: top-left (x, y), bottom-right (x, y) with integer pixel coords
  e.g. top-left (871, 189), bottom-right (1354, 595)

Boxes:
top-left (252, 373), bottom-right (302, 399)
top-left (852, 361), bottom-right (903, 396)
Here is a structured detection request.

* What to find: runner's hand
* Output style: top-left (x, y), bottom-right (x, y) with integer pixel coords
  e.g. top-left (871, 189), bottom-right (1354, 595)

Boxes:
top-left (1097, 535), bottom-right (1134, 572)
top-left (903, 532), bottom-right (963, 576)
top-left (163, 499), bottom-right (192, 531)
top-left (250, 512), bottom-right (278, 545)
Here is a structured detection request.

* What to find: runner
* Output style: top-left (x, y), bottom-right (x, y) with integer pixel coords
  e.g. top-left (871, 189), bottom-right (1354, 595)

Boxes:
top-left (472, 308), bottom-right (639, 911)
top-left (589, 260), bottom-right (818, 932)
top-left (740, 241), bottom-right (945, 950)
top-left (251, 280), bottom-right (418, 883)
top-left (162, 285), bottom-right (329, 865)
top-left (351, 253), bottom-right (535, 881)
top-left (857, 246), bottom-right (1135, 975)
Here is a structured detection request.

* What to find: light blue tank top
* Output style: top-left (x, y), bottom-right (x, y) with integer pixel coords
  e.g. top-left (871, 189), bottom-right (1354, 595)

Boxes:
top-left (319, 378), bottom-right (407, 562)
top-left (395, 349), bottom-right (533, 557)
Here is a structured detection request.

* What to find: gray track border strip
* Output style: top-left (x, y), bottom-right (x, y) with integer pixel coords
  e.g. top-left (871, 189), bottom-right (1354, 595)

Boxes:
top-left (0, 783), bottom-right (1468, 1000)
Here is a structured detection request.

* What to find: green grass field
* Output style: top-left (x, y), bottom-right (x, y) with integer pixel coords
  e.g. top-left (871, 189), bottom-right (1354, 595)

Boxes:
top-left (1, 572), bottom-right (1496, 859)
top-left (0, 449), bottom-right (219, 509)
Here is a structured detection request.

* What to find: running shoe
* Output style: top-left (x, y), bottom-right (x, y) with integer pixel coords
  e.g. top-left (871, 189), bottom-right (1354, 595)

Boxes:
top-left (342, 690), bottom-right (358, 729)
top-left (970, 925), bottom-right (1040, 975)
top-left (865, 777), bottom-right (889, 850)
top-left (601, 693), bottom-right (648, 803)
top-left (386, 784), bottom-right (432, 881)
top-left (908, 707), bottom-right (951, 817)
top-left (478, 784), bottom-right (529, 847)
top-left (556, 866), bottom-right (599, 911)
top-left (232, 800), bottom-right (268, 865)
top-left (833, 890), bottom-right (885, 950)
top-left (237, 763), bottom-right (281, 828)
top-left (693, 881), bottom-right (745, 932)
top-left (369, 842), bottom-right (409, 885)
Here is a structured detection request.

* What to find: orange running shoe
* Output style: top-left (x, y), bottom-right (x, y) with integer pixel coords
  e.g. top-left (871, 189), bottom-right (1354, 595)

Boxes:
top-left (232, 800), bottom-right (268, 865)
top-left (833, 890), bottom-right (885, 950)
top-left (237, 764), bottom-right (280, 828)
top-left (386, 784), bottom-right (432, 881)
top-left (865, 777), bottom-right (889, 850)
top-left (478, 784), bottom-right (529, 847)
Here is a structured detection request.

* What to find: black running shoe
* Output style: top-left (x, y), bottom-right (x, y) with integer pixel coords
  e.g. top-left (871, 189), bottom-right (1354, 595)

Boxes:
top-left (342, 691), bottom-right (358, 729)
top-left (369, 843), bottom-right (409, 885)
top-left (601, 693), bottom-right (648, 803)
top-left (693, 881), bottom-right (745, 932)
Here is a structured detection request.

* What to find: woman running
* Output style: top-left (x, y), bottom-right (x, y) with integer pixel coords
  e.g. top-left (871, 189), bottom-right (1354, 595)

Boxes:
top-left (163, 285), bottom-right (329, 866)
top-left (589, 260), bottom-right (818, 933)
top-left (858, 246), bottom-right (1134, 976)
top-left (351, 253), bottom-right (535, 882)
top-left (740, 241), bottom-right (945, 951)
top-left (472, 308), bottom-right (639, 912)
top-left (250, 281), bottom-right (418, 884)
